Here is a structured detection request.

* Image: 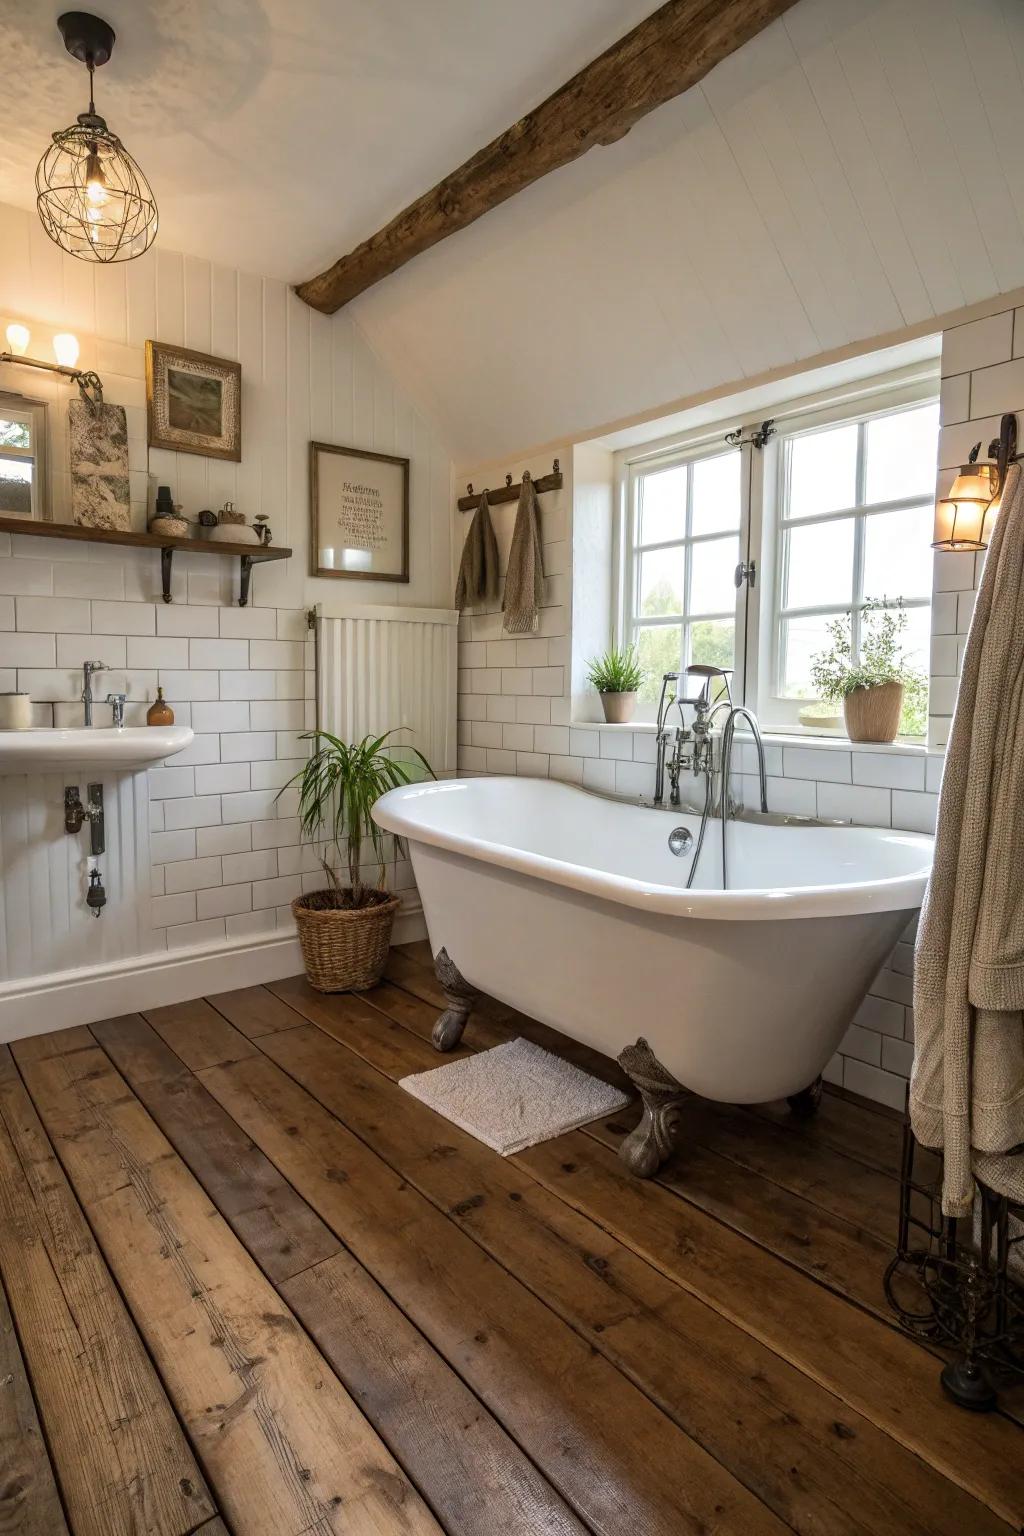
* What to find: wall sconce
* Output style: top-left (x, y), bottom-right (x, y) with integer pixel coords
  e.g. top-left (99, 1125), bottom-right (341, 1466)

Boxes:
top-left (5, 323), bottom-right (30, 356)
top-left (933, 412), bottom-right (1018, 551)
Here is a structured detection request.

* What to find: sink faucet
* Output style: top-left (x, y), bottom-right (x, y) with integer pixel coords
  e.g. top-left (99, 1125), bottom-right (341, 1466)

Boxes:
top-left (81, 660), bottom-right (107, 727)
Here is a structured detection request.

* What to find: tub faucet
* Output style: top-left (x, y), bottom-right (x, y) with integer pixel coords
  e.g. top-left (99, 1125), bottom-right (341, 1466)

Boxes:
top-left (718, 705), bottom-right (769, 889)
top-left (81, 660), bottom-right (107, 727)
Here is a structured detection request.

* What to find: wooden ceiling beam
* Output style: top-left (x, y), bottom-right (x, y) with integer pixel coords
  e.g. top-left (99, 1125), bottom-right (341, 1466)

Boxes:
top-left (295, 0), bottom-right (799, 314)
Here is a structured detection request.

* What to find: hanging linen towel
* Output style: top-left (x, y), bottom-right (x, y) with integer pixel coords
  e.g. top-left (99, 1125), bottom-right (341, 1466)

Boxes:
top-left (502, 471), bottom-right (544, 634)
top-left (911, 462), bottom-right (1024, 1216)
top-left (454, 489), bottom-right (499, 611)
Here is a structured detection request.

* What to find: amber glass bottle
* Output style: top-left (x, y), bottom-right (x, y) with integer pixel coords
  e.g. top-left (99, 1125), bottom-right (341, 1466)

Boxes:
top-left (146, 687), bottom-right (174, 726)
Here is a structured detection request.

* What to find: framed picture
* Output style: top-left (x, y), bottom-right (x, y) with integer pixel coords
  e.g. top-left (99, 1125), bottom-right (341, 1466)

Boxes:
top-left (145, 341), bottom-right (241, 461)
top-left (310, 441), bottom-right (409, 583)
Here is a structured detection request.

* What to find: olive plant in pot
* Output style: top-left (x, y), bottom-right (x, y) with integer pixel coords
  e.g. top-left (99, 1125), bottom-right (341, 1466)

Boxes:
top-left (586, 644), bottom-right (645, 724)
top-left (809, 599), bottom-right (927, 744)
top-left (281, 730), bottom-right (432, 992)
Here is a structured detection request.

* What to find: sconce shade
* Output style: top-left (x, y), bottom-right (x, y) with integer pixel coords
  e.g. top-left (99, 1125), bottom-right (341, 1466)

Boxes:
top-left (933, 461), bottom-right (998, 551)
top-left (52, 333), bottom-right (80, 367)
top-left (5, 323), bottom-right (30, 355)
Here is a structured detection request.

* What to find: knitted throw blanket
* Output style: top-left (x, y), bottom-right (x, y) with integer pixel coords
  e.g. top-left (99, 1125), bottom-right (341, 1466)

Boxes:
top-left (911, 462), bottom-right (1024, 1215)
top-left (502, 474), bottom-right (544, 634)
top-left (454, 490), bottom-right (499, 612)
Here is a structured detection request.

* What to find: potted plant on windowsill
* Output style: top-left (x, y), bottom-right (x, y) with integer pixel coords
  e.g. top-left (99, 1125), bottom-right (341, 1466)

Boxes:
top-left (280, 730), bottom-right (433, 992)
top-left (586, 644), bottom-right (645, 724)
top-left (809, 599), bottom-right (927, 744)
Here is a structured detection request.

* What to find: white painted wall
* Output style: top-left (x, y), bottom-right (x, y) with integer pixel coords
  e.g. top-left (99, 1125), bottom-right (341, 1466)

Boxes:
top-left (0, 197), bottom-right (454, 1022)
top-left (353, 0), bottom-right (1024, 466)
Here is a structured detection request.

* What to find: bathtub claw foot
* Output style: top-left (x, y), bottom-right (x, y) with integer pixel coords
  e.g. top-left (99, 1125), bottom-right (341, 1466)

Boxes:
top-left (432, 948), bottom-right (477, 1051)
top-left (786, 1075), bottom-right (823, 1119)
top-left (616, 1037), bottom-right (686, 1178)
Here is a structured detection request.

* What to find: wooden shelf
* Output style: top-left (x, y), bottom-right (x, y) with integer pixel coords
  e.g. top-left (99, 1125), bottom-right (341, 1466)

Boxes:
top-left (0, 516), bottom-right (291, 607)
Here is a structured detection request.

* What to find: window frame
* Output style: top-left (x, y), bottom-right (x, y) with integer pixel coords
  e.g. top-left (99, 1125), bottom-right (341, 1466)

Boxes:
top-left (612, 365), bottom-right (940, 737)
top-left (756, 379), bottom-right (938, 733)
top-left (619, 430), bottom-right (749, 721)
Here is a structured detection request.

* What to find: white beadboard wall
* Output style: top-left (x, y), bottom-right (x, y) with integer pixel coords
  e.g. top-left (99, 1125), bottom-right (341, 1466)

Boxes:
top-left (0, 198), bottom-right (452, 1004)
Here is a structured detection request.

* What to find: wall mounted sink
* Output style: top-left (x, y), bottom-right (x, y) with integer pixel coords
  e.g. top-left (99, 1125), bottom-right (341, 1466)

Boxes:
top-left (0, 725), bottom-right (194, 775)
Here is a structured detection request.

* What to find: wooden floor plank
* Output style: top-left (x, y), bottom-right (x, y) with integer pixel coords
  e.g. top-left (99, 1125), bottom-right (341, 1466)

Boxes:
top-left (143, 998), bottom-right (260, 1072)
top-left (11, 1034), bottom-right (442, 1536)
top-left (0, 1042), bottom-right (216, 1536)
top-left (92, 1014), bottom-right (342, 1286)
top-left (96, 1011), bottom-right (591, 1536)
top-left (253, 994), bottom-right (1019, 1536)
top-left (206, 985), bottom-right (307, 1040)
top-left (196, 1044), bottom-right (786, 1536)
top-left (0, 1274), bottom-right (69, 1535)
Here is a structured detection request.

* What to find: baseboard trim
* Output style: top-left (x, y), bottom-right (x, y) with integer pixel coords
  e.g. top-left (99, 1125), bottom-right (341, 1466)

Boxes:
top-left (0, 906), bottom-right (427, 1043)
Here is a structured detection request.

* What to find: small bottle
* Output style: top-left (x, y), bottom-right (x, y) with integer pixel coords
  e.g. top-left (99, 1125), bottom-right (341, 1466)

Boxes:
top-left (146, 687), bottom-right (174, 726)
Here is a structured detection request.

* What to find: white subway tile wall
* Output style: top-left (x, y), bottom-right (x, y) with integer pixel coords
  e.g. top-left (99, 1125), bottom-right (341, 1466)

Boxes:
top-left (0, 540), bottom-right (420, 953)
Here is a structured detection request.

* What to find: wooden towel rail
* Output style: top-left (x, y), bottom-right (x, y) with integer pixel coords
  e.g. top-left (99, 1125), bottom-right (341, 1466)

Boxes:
top-left (457, 459), bottom-right (562, 511)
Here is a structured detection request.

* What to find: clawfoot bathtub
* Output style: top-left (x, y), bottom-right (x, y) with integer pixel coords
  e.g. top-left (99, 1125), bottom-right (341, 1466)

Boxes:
top-left (373, 777), bottom-right (932, 1175)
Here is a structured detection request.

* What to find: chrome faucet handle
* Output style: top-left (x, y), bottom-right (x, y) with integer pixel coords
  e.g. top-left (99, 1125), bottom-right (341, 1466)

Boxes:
top-left (106, 693), bottom-right (127, 729)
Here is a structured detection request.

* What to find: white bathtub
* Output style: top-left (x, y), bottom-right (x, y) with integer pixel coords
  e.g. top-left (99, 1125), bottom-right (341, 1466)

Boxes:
top-left (373, 776), bottom-right (932, 1109)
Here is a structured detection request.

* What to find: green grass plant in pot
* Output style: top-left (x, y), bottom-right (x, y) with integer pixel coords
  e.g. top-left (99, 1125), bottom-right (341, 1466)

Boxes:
top-left (280, 729), bottom-right (433, 992)
top-left (586, 644), bottom-right (645, 724)
top-left (809, 599), bottom-right (927, 744)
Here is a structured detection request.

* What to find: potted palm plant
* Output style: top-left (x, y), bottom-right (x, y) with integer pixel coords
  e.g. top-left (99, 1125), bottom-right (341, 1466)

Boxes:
top-left (281, 730), bottom-right (432, 992)
top-left (809, 599), bottom-right (927, 744)
top-left (586, 644), bottom-right (645, 724)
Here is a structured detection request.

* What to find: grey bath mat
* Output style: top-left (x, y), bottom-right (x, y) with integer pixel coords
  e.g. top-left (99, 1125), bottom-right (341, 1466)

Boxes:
top-left (399, 1036), bottom-right (630, 1156)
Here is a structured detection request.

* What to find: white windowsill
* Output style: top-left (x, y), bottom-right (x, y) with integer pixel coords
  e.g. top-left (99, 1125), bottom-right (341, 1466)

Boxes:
top-left (570, 716), bottom-right (941, 755)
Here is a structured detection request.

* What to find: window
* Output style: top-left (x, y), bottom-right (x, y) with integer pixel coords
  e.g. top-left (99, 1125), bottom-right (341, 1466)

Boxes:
top-left (617, 373), bottom-right (940, 737)
top-left (0, 392), bottom-right (47, 520)
top-left (769, 399), bottom-right (938, 730)
top-left (624, 445), bottom-right (742, 708)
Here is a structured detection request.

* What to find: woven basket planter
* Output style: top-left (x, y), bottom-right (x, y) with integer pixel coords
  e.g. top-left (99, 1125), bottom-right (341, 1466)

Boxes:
top-left (292, 887), bottom-right (400, 992)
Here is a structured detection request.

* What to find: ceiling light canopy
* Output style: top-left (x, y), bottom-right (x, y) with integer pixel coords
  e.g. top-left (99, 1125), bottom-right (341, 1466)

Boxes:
top-left (36, 11), bottom-right (157, 265)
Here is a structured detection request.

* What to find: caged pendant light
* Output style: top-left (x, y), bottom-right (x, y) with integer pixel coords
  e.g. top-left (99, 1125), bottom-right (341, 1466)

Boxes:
top-left (36, 12), bottom-right (157, 264)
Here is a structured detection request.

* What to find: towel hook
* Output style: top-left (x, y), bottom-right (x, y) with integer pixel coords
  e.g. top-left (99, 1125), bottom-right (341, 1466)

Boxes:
top-left (522, 469), bottom-right (531, 482)
top-left (553, 458), bottom-right (560, 474)
top-left (466, 482), bottom-right (474, 496)
top-left (505, 473), bottom-right (513, 487)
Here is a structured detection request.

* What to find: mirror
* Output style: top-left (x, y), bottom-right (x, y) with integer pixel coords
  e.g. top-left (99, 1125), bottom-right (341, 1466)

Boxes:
top-left (0, 389), bottom-right (48, 521)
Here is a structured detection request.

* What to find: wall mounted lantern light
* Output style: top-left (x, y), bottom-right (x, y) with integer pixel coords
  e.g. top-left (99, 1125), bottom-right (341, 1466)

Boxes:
top-left (933, 412), bottom-right (1018, 551)
top-left (35, 11), bottom-right (157, 264)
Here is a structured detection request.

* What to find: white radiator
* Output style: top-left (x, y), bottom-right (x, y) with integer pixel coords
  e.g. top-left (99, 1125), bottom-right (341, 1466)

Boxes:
top-left (315, 601), bottom-right (458, 776)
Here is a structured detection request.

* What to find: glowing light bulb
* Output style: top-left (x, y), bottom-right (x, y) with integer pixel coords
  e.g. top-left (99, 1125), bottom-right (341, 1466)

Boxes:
top-left (84, 146), bottom-right (108, 208)
top-left (52, 333), bottom-right (80, 368)
top-left (5, 323), bottom-right (30, 355)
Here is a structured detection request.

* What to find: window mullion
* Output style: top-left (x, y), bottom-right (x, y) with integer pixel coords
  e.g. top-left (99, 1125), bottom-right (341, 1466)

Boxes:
top-left (681, 466), bottom-right (693, 673)
top-left (851, 421), bottom-right (867, 664)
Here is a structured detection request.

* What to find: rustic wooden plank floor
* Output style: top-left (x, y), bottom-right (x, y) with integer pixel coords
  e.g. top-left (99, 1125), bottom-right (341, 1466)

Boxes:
top-left (1, 941), bottom-right (1021, 1536)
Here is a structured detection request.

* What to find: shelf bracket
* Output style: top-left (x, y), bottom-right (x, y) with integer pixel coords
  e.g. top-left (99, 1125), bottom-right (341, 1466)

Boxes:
top-left (160, 546), bottom-right (174, 603)
top-left (239, 554), bottom-right (254, 607)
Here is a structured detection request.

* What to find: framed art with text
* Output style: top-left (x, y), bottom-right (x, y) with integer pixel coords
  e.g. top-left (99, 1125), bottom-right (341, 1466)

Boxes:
top-left (310, 440), bottom-right (410, 583)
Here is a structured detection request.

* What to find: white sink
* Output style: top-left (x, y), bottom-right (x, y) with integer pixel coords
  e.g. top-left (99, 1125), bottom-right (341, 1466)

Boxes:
top-left (0, 725), bottom-right (194, 774)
